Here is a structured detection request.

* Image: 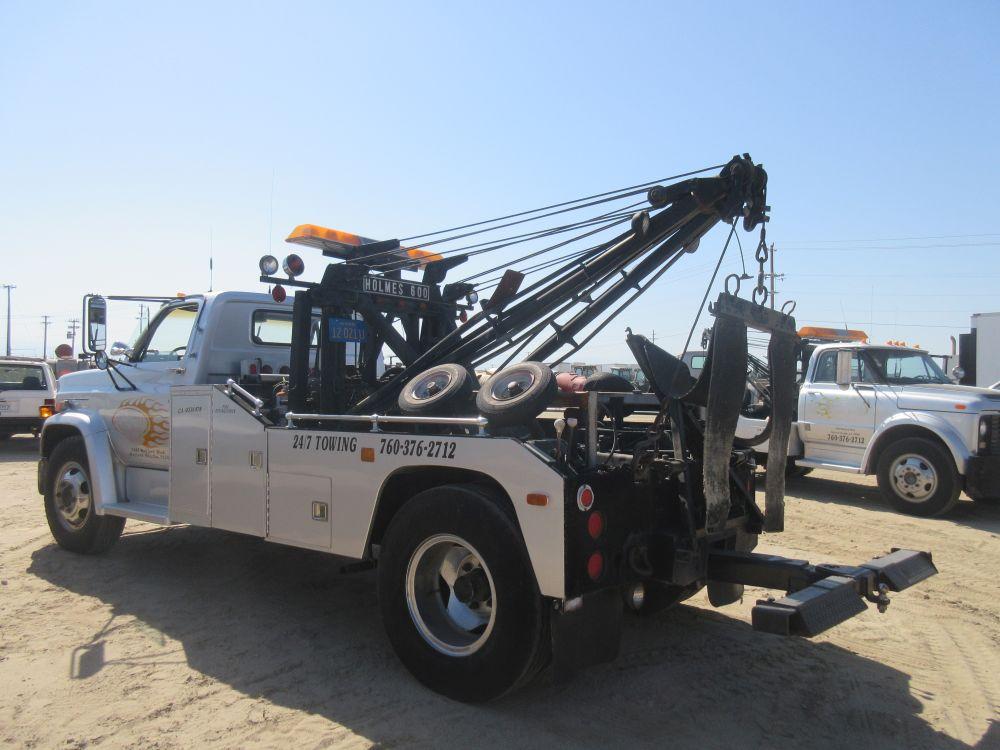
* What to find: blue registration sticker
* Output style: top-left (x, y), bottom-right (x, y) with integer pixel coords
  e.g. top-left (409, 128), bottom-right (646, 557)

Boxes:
top-left (328, 317), bottom-right (368, 343)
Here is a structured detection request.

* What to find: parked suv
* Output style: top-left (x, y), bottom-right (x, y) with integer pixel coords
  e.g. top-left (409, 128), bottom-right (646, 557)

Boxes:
top-left (0, 358), bottom-right (55, 439)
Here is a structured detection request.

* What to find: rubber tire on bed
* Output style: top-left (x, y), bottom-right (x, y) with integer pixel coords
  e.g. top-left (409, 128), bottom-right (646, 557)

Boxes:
top-left (583, 372), bottom-right (635, 417)
top-left (44, 436), bottom-right (125, 554)
top-left (378, 484), bottom-right (549, 702)
top-left (876, 437), bottom-right (960, 517)
top-left (398, 363), bottom-right (475, 415)
top-left (476, 361), bottom-right (557, 427)
top-left (623, 582), bottom-right (702, 617)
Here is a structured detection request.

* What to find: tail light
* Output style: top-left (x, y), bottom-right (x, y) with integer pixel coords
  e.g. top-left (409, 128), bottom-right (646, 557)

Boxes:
top-left (587, 511), bottom-right (604, 539)
top-left (586, 551), bottom-right (604, 581)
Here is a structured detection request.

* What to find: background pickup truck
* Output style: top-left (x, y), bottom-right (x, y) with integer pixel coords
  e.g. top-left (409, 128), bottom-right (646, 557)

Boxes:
top-left (737, 337), bottom-right (1000, 516)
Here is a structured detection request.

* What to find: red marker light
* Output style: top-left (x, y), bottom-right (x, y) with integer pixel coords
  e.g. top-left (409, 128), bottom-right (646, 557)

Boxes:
top-left (282, 254), bottom-right (305, 277)
top-left (459, 310), bottom-right (468, 323)
top-left (577, 484), bottom-right (595, 511)
top-left (272, 284), bottom-right (287, 303)
top-left (587, 551), bottom-right (604, 581)
top-left (587, 511), bottom-right (605, 539)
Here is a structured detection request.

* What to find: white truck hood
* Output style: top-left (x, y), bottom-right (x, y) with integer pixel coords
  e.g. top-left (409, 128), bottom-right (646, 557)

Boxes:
top-left (889, 383), bottom-right (1000, 414)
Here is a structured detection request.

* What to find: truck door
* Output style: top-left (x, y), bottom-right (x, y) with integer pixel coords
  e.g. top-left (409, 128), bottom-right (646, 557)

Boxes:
top-left (99, 300), bottom-right (201, 503)
top-left (799, 349), bottom-right (877, 466)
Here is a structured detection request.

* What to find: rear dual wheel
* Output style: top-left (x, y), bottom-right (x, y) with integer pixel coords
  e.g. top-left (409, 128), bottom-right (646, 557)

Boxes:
top-left (378, 484), bottom-right (548, 702)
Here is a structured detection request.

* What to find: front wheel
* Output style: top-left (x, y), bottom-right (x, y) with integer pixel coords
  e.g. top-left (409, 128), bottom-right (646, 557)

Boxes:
top-left (378, 484), bottom-right (548, 702)
top-left (876, 437), bottom-right (960, 517)
top-left (44, 436), bottom-right (125, 553)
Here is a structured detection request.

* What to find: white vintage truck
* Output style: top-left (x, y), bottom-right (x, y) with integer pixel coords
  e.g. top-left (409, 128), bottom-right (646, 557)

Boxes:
top-left (737, 328), bottom-right (1000, 516)
top-left (38, 159), bottom-right (939, 701)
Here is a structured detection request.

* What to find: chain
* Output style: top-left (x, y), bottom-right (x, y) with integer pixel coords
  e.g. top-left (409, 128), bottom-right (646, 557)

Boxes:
top-left (752, 224), bottom-right (769, 305)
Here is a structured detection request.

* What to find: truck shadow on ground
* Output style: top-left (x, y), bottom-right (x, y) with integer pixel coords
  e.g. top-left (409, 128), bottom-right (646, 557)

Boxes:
top-left (0, 435), bottom-right (39, 463)
top-left (29, 526), bottom-right (996, 750)
top-left (784, 474), bottom-right (1000, 534)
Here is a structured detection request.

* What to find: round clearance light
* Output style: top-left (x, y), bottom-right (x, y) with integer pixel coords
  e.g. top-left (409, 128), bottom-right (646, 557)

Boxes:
top-left (467, 291), bottom-right (479, 305)
top-left (577, 484), bottom-right (595, 512)
top-left (587, 511), bottom-right (605, 540)
top-left (272, 284), bottom-right (287, 303)
top-left (586, 551), bottom-right (604, 581)
top-left (282, 253), bottom-right (305, 277)
top-left (259, 255), bottom-right (279, 275)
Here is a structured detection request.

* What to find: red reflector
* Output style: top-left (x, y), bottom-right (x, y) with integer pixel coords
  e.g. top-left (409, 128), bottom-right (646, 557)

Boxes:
top-left (587, 551), bottom-right (604, 581)
top-left (459, 310), bottom-right (468, 323)
top-left (587, 511), bottom-right (604, 539)
top-left (272, 284), bottom-right (287, 303)
top-left (248, 363), bottom-right (258, 374)
top-left (577, 484), bottom-right (594, 511)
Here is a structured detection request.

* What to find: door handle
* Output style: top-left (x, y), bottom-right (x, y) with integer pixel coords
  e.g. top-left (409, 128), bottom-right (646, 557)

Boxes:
top-left (169, 366), bottom-right (187, 374)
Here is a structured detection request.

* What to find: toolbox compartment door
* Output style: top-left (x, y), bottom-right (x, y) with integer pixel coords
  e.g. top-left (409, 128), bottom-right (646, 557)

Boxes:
top-left (209, 388), bottom-right (267, 537)
top-left (266, 472), bottom-right (334, 551)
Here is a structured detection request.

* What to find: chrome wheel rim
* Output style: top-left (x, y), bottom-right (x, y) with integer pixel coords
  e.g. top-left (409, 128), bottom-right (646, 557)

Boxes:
top-left (490, 368), bottom-right (535, 402)
top-left (890, 453), bottom-right (938, 503)
top-left (54, 461), bottom-right (92, 531)
top-left (405, 534), bottom-right (496, 657)
top-left (410, 370), bottom-right (454, 401)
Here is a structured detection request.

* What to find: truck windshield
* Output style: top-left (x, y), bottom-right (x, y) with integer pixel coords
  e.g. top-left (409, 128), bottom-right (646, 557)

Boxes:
top-left (869, 350), bottom-right (949, 385)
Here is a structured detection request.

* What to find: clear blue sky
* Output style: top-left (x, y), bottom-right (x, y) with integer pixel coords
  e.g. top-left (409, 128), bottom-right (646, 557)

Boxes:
top-left (2, 1), bottom-right (998, 361)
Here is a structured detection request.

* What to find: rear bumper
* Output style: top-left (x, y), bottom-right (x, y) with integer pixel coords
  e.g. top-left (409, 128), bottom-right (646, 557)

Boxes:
top-left (0, 417), bottom-right (44, 434)
top-left (965, 455), bottom-right (1000, 498)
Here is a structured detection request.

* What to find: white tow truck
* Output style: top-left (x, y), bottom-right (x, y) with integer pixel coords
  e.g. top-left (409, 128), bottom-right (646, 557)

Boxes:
top-left (38, 159), bottom-right (939, 701)
top-left (737, 327), bottom-right (1000, 516)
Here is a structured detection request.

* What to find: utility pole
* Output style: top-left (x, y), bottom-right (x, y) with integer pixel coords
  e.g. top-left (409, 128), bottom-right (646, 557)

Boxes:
top-left (2, 284), bottom-right (14, 356)
top-left (41, 315), bottom-right (52, 359)
top-left (765, 243), bottom-right (784, 311)
top-left (66, 318), bottom-right (80, 354)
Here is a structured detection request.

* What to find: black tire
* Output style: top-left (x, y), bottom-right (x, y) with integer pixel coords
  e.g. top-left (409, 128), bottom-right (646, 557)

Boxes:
top-left (398, 364), bottom-right (475, 415)
top-left (44, 436), bottom-right (125, 554)
top-left (876, 437), bottom-right (960, 517)
top-left (0, 431), bottom-right (12, 441)
top-left (582, 373), bottom-right (634, 393)
top-left (378, 484), bottom-right (548, 702)
top-left (476, 361), bottom-right (556, 427)
top-left (785, 464), bottom-right (813, 478)
top-left (623, 581), bottom-right (701, 616)
top-left (583, 372), bottom-right (635, 418)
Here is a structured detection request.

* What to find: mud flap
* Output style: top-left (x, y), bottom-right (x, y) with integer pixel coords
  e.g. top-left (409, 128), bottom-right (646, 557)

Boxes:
top-left (763, 331), bottom-right (796, 531)
top-left (702, 316), bottom-right (747, 532)
top-left (551, 588), bottom-right (623, 679)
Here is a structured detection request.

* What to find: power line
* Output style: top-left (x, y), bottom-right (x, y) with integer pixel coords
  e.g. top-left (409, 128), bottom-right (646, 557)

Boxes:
top-left (782, 232), bottom-right (1000, 243)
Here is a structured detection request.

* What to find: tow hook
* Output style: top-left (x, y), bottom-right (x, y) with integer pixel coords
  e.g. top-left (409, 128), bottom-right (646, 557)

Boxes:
top-left (866, 583), bottom-right (891, 613)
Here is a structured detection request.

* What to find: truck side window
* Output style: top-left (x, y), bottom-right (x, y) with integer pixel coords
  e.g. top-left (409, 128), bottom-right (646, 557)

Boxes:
top-left (814, 352), bottom-right (837, 382)
top-left (138, 304), bottom-right (199, 362)
top-left (814, 351), bottom-right (872, 383)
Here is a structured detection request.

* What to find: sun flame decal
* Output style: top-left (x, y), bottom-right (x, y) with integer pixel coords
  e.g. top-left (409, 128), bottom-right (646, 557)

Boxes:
top-left (112, 398), bottom-right (170, 448)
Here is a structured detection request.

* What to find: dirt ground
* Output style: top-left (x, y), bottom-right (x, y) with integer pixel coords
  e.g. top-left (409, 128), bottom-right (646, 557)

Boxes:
top-left (1, 435), bottom-right (998, 749)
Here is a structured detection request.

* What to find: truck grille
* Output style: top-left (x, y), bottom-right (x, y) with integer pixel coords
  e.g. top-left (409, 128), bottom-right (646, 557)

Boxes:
top-left (984, 414), bottom-right (1000, 456)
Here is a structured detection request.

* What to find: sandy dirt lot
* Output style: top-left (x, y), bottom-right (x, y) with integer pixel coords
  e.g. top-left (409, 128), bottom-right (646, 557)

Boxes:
top-left (1, 434), bottom-right (998, 749)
